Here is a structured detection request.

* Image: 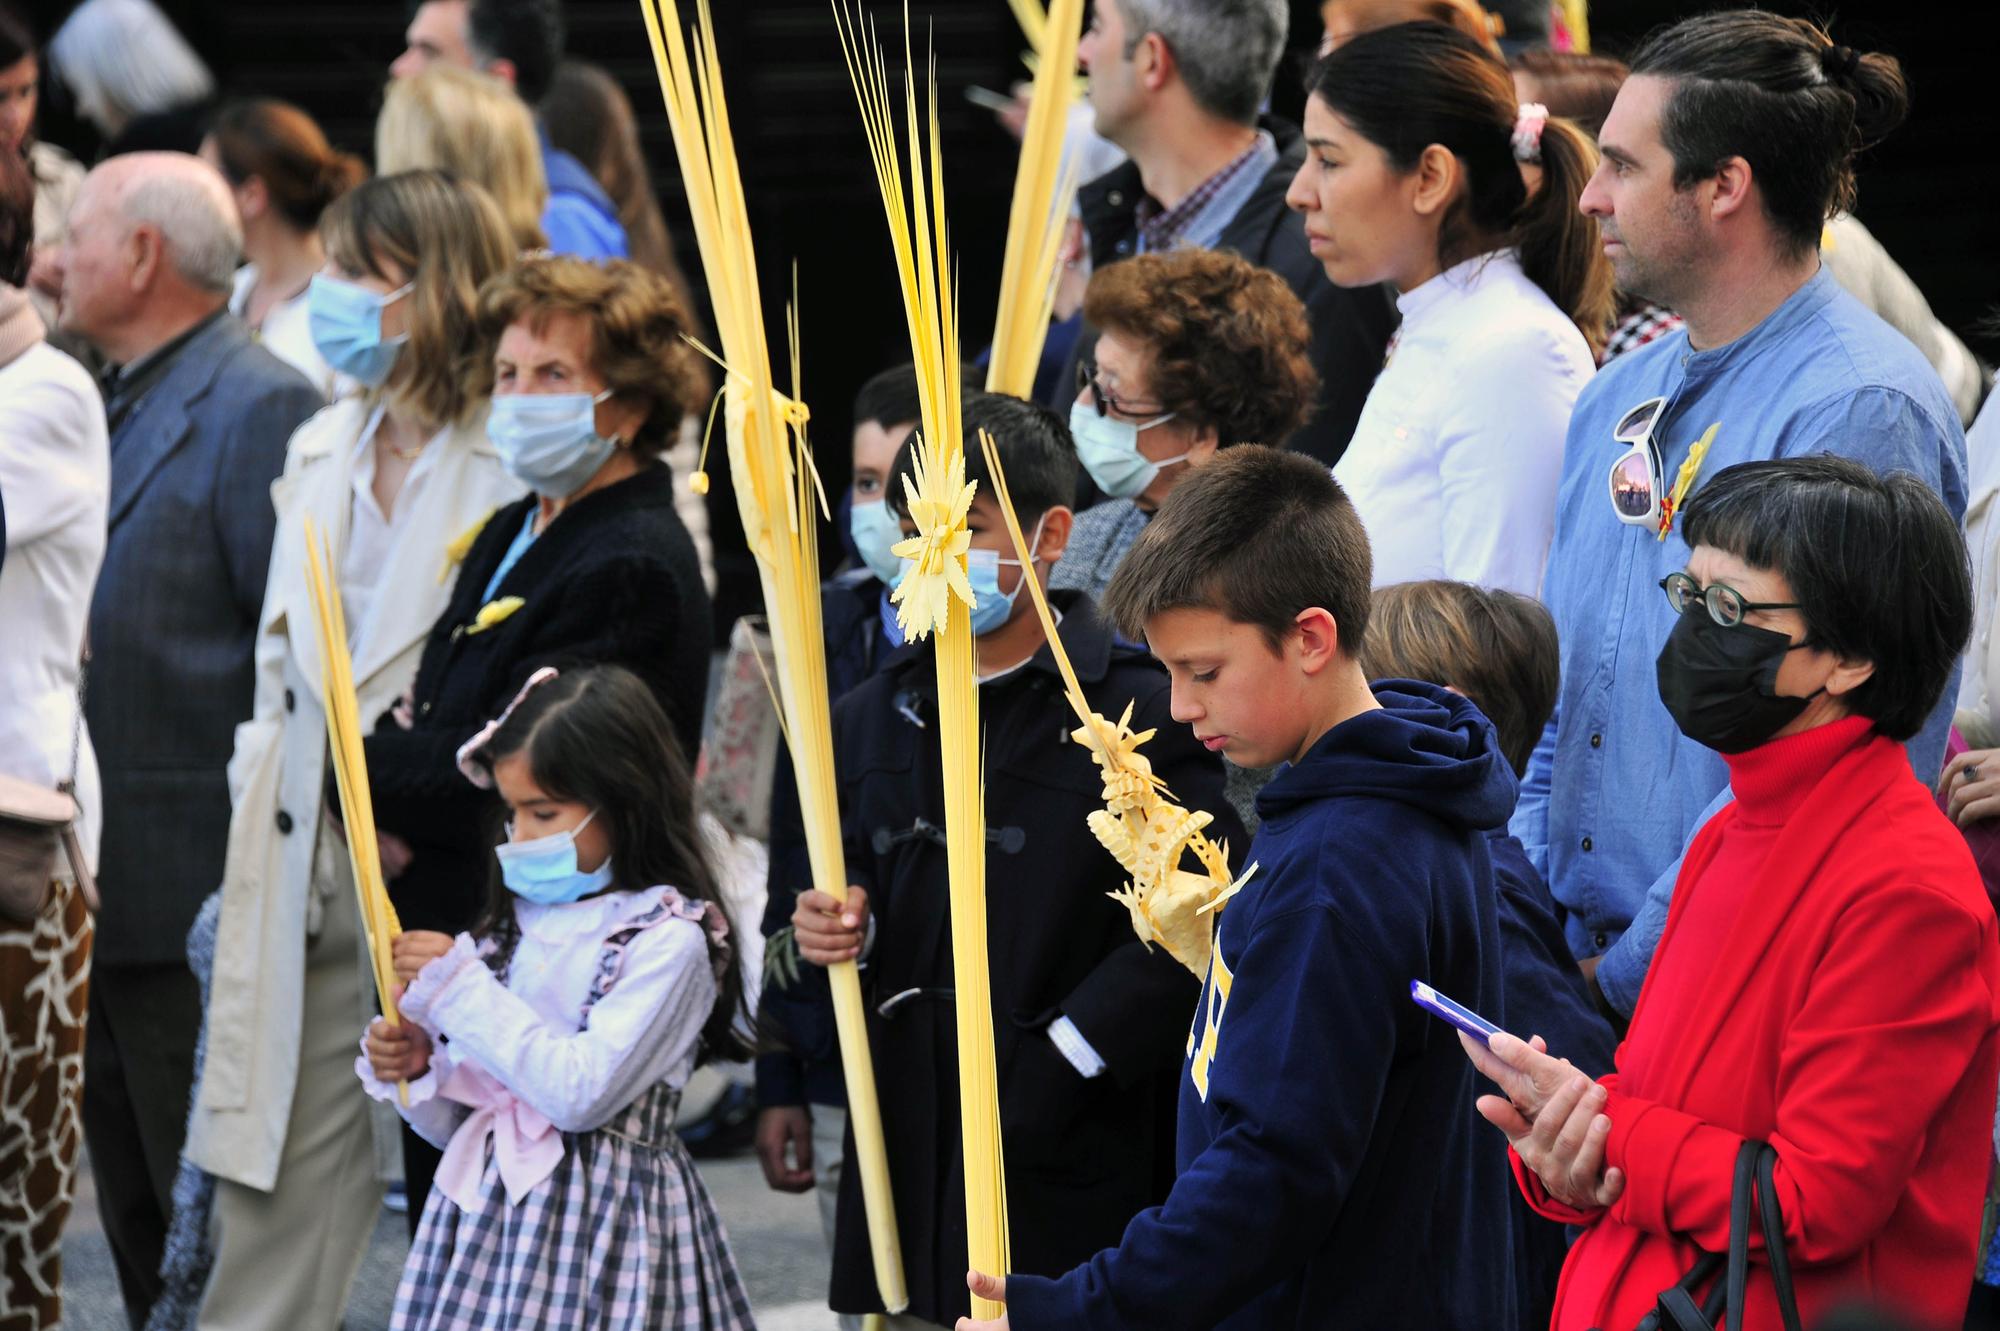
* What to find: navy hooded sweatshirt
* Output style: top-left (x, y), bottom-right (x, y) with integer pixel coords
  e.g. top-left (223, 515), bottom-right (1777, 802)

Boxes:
top-left (1006, 680), bottom-right (1520, 1330)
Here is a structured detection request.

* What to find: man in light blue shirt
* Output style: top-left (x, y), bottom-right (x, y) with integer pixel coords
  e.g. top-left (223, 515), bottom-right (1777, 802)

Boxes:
top-left (1516, 11), bottom-right (1965, 1015)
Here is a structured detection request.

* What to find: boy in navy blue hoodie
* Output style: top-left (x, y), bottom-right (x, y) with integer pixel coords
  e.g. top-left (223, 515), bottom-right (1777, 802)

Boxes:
top-left (1360, 579), bottom-right (1619, 1331)
top-left (961, 446), bottom-right (1519, 1330)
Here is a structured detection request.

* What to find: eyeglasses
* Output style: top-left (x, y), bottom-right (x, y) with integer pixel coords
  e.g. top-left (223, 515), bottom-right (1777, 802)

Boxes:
top-left (1660, 572), bottom-right (1802, 628)
top-left (1076, 360), bottom-right (1168, 421)
top-left (1608, 396), bottom-right (1667, 526)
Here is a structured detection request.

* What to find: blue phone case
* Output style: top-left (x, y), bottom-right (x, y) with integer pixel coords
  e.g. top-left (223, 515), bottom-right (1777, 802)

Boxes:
top-left (1409, 979), bottom-right (1505, 1043)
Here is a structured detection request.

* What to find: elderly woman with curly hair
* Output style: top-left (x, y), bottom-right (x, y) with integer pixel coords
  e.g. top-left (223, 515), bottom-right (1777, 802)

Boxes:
top-left (362, 254), bottom-right (713, 1217)
top-left (1051, 247), bottom-right (1320, 603)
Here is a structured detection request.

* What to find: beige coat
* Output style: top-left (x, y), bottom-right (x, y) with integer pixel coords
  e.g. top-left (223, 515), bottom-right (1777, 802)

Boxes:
top-left (184, 397), bottom-right (523, 1190)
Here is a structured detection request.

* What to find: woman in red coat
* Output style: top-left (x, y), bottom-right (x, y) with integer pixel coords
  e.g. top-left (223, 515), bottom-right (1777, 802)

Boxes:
top-left (1466, 455), bottom-right (2000, 1330)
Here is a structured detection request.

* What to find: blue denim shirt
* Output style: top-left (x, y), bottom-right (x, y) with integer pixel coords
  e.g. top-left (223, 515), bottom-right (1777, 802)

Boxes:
top-left (1515, 266), bottom-right (1967, 1013)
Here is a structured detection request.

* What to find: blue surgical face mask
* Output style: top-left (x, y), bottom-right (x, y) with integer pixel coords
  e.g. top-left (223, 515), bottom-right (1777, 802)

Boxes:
top-left (495, 809), bottom-right (614, 905)
top-left (487, 390), bottom-right (619, 498)
top-left (1069, 400), bottom-right (1184, 500)
top-left (892, 516), bottom-right (1047, 636)
top-left (849, 498), bottom-right (905, 584)
top-left (307, 275), bottom-right (413, 387)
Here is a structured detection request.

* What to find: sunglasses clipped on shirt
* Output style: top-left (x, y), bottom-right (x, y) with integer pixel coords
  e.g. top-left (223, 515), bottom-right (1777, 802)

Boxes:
top-left (1607, 395), bottom-right (1668, 527)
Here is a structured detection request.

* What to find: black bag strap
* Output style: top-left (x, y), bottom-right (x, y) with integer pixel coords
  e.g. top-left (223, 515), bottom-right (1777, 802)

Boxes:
top-left (1755, 1144), bottom-right (1806, 1331)
top-left (1629, 1139), bottom-right (1801, 1331)
top-left (1724, 1140), bottom-right (1761, 1322)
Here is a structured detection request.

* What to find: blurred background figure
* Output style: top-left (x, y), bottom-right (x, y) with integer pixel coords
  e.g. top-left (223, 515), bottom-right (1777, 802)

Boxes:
top-left (375, 65), bottom-right (546, 253)
top-left (541, 58), bottom-right (689, 302)
top-left (201, 98), bottom-right (368, 399)
top-left (0, 2), bottom-right (82, 326)
top-left (46, 0), bottom-right (213, 157)
top-left (389, 0), bottom-right (627, 259)
top-left (1317, 0), bottom-right (1501, 56)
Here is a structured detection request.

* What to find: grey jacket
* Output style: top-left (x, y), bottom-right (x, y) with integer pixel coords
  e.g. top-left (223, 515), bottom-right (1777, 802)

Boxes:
top-left (86, 313), bottom-right (322, 966)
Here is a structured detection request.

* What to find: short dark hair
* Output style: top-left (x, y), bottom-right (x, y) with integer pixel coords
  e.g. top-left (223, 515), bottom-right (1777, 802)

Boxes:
top-left (0, 140), bottom-right (31, 287)
top-left (853, 362), bottom-right (924, 432)
top-left (1630, 12), bottom-right (1909, 257)
top-left (1103, 445), bottom-right (1373, 654)
top-left (0, 2), bottom-right (34, 68)
top-left (888, 392), bottom-right (1078, 524)
top-left (852, 360), bottom-right (979, 433)
top-left (1679, 455), bottom-right (1970, 743)
top-left (1359, 581), bottom-right (1558, 774)
top-left (467, 0), bottom-right (565, 104)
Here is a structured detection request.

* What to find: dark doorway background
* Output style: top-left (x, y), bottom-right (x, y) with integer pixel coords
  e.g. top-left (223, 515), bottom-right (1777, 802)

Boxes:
top-left (21, 0), bottom-right (1994, 628)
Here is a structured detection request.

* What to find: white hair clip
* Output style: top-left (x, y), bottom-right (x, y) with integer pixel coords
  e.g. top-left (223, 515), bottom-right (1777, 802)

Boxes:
top-left (1512, 102), bottom-right (1550, 165)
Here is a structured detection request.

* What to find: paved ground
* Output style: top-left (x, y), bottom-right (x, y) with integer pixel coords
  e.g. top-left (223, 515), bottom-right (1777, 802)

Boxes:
top-left (59, 1146), bottom-right (842, 1330)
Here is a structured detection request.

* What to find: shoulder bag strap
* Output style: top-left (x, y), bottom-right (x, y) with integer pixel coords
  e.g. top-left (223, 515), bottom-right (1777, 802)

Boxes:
top-left (1755, 1145), bottom-right (1806, 1331)
top-left (56, 639), bottom-right (98, 912)
top-left (1724, 1139), bottom-right (1761, 1323)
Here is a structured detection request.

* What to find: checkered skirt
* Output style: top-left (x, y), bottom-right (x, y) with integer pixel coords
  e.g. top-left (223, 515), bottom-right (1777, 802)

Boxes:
top-left (390, 1080), bottom-right (756, 1329)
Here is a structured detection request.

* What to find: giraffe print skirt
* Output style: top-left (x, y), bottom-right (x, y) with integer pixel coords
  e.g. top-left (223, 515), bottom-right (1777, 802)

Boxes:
top-left (0, 879), bottom-right (92, 1331)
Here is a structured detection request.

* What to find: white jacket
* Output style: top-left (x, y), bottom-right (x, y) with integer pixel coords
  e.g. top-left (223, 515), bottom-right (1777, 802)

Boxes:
top-left (0, 338), bottom-right (108, 868)
top-left (185, 396), bottom-right (523, 1190)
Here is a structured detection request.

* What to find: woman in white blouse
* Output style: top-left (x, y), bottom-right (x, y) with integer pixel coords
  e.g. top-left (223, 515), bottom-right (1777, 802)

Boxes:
top-left (1286, 22), bottom-right (1612, 595)
top-left (0, 150), bottom-right (106, 1331)
top-left (200, 99), bottom-right (365, 401)
top-left (179, 170), bottom-right (523, 1330)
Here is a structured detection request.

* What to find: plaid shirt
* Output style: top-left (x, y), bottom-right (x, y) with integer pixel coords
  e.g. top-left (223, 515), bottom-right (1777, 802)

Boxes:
top-left (1602, 301), bottom-right (1684, 365)
top-left (1133, 131), bottom-right (1276, 255)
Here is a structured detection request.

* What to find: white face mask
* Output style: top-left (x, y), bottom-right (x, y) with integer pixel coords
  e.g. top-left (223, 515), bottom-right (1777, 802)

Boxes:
top-left (487, 390), bottom-right (619, 497)
top-left (1069, 400), bottom-right (1185, 499)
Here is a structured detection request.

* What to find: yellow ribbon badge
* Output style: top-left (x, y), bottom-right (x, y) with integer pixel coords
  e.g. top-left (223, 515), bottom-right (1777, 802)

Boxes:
top-left (1657, 423), bottom-right (1719, 542)
top-left (438, 509), bottom-right (500, 586)
top-left (465, 597), bottom-right (524, 634)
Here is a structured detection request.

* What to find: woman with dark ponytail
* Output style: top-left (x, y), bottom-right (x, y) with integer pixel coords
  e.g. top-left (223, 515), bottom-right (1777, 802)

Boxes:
top-left (1286, 22), bottom-right (1611, 598)
top-left (200, 99), bottom-right (367, 398)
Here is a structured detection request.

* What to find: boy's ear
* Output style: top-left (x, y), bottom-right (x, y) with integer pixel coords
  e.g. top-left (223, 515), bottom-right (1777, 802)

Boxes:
top-left (1034, 506), bottom-right (1074, 569)
top-left (1293, 606), bottom-right (1342, 675)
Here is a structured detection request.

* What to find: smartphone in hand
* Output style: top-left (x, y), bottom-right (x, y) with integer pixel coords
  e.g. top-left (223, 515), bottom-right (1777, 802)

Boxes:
top-left (1410, 980), bottom-right (1505, 1045)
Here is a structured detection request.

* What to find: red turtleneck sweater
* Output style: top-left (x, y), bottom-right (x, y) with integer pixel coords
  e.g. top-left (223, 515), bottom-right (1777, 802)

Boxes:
top-left (1518, 716), bottom-right (2000, 1331)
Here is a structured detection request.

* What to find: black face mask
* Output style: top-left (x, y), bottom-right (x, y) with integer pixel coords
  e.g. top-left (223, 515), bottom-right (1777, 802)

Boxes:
top-left (1655, 607), bottom-right (1820, 754)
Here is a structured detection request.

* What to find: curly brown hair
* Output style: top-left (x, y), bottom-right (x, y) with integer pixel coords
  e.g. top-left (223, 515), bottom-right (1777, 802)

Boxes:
top-left (473, 256), bottom-right (709, 458)
top-left (1082, 249), bottom-right (1318, 448)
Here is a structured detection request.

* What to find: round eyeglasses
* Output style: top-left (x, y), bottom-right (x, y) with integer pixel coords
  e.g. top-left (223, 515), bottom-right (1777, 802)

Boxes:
top-left (1660, 571), bottom-right (1802, 628)
top-left (1076, 360), bottom-right (1168, 421)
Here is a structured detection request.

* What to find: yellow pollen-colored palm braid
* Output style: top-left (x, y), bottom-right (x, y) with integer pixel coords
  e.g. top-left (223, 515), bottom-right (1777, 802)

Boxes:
top-left (636, 0), bottom-right (908, 1310)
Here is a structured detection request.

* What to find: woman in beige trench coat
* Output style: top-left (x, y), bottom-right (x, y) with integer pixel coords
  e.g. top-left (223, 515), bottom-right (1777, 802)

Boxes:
top-left (178, 171), bottom-right (523, 1330)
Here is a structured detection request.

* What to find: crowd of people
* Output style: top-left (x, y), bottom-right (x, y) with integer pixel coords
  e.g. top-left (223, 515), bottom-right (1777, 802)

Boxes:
top-left (1, 0), bottom-right (1997, 1330)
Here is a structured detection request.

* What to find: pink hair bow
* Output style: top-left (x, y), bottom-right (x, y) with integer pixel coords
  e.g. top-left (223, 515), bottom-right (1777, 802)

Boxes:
top-left (455, 666), bottom-right (561, 788)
